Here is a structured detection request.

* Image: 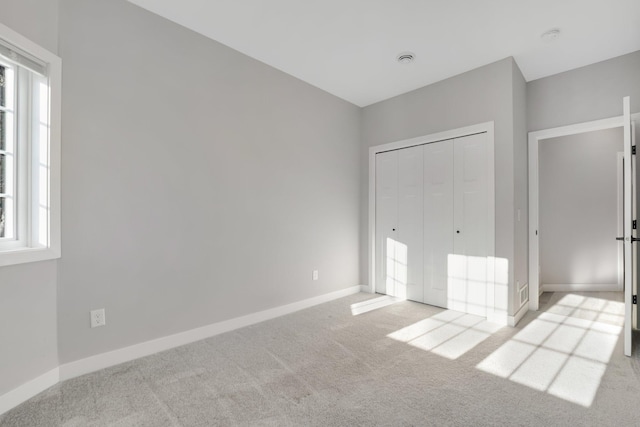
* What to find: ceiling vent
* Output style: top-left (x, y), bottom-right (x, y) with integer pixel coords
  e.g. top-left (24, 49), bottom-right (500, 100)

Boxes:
top-left (541, 28), bottom-right (561, 42)
top-left (397, 52), bottom-right (415, 64)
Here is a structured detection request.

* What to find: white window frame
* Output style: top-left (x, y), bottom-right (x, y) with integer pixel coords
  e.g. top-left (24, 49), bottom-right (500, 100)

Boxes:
top-left (0, 23), bottom-right (61, 267)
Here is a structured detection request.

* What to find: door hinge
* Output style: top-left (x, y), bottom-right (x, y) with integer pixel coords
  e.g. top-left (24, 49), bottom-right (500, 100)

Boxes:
top-left (633, 145), bottom-right (637, 155)
top-left (634, 220), bottom-right (637, 230)
top-left (634, 295), bottom-right (638, 305)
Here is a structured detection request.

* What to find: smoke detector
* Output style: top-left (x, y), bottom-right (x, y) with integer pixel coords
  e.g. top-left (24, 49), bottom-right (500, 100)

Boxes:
top-left (397, 52), bottom-right (415, 64)
top-left (541, 28), bottom-right (561, 42)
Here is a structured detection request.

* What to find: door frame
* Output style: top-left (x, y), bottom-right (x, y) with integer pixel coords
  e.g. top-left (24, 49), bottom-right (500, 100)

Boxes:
top-left (528, 113), bottom-right (640, 310)
top-left (368, 121), bottom-right (497, 319)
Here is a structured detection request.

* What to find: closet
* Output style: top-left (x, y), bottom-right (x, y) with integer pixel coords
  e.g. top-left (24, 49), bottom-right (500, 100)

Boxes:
top-left (375, 132), bottom-right (489, 316)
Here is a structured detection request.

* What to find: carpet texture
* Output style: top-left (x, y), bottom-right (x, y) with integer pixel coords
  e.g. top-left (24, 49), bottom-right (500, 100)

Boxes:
top-left (1, 291), bottom-right (639, 426)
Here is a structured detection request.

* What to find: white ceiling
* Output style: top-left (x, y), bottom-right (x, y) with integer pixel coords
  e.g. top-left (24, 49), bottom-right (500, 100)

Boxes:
top-left (128, 0), bottom-right (640, 107)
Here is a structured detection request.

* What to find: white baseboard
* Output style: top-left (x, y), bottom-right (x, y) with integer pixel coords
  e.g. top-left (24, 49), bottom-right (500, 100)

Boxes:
top-left (508, 302), bottom-right (529, 327)
top-left (542, 284), bottom-right (621, 292)
top-left (1, 285), bottom-right (362, 417)
top-left (359, 284), bottom-right (373, 293)
top-left (59, 285), bottom-right (362, 381)
top-left (0, 368), bottom-right (59, 416)
top-left (486, 311), bottom-right (508, 326)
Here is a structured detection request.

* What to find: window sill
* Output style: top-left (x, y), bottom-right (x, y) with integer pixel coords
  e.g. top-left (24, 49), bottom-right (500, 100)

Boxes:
top-left (0, 246), bottom-right (61, 267)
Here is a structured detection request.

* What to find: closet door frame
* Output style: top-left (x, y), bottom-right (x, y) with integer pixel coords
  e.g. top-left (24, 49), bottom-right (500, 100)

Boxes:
top-left (368, 122), bottom-right (497, 320)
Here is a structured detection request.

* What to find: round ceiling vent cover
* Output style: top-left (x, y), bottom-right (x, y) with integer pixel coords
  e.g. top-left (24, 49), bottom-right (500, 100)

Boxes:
top-left (397, 52), bottom-right (415, 64)
top-left (541, 28), bottom-right (561, 42)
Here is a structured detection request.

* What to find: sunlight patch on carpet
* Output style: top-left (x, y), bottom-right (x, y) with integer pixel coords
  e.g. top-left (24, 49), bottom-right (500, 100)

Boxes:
top-left (477, 295), bottom-right (623, 407)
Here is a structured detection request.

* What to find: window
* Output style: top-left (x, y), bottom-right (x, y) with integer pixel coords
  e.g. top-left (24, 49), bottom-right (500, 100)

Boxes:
top-left (0, 23), bottom-right (60, 266)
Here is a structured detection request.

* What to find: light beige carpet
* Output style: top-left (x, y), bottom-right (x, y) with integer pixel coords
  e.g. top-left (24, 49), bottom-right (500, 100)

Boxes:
top-left (1, 291), bottom-right (639, 426)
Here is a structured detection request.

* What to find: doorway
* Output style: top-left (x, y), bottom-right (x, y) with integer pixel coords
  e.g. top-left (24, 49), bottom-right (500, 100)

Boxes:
top-left (528, 102), bottom-right (639, 355)
top-left (537, 127), bottom-right (623, 292)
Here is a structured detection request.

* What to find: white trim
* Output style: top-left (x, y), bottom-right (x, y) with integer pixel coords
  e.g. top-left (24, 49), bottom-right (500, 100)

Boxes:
top-left (542, 284), bottom-right (621, 292)
top-left (368, 122), bottom-right (498, 320)
top-left (0, 286), bottom-right (362, 415)
top-left (0, 368), bottom-right (59, 416)
top-left (59, 285), bottom-right (361, 381)
top-left (369, 122), bottom-right (493, 155)
top-left (528, 112), bottom-right (640, 311)
top-left (359, 284), bottom-right (373, 293)
top-left (529, 116), bottom-right (625, 141)
top-left (0, 247), bottom-right (61, 267)
top-left (508, 302), bottom-right (529, 327)
top-left (47, 49), bottom-right (62, 262)
top-left (623, 98), bottom-right (633, 357)
top-left (617, 152), bottom-right (624, 290)
top-left (487, 308), bottom-right (508, 326)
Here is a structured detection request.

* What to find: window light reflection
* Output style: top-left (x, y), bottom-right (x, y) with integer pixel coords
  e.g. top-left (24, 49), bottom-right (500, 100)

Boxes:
top-left (386, 238), bottom-right (407, 300)
top-left (476, 295), bottom-right (623, 407)
top-left (388, 310), bottom-right (503, 360)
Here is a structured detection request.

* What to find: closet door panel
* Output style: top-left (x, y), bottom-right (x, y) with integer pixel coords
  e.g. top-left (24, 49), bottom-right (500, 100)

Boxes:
top-left (423, 140), bottom-right (454, 308)
top-left (375, 151), bottom-right (399, 296)
top-left (398, 146), bottom-right (424, 302)
top-left (453, 133), bottom-right (488, 316)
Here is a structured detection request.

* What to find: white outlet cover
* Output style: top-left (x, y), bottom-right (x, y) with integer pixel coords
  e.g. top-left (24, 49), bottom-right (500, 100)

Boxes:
top-left (312, 270), bottom-right (319, 281)
top-left (91, 308), bottom-right (106, 328)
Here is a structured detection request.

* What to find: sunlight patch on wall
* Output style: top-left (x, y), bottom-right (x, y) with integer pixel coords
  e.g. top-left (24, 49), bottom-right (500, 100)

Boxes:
top-left (446, 255), bottom-right (509, 323)
top-left (447, 254), bottom-right (487, 316)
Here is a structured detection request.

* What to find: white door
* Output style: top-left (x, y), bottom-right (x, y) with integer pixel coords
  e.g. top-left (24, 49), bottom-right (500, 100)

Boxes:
top-left (375, 133), bottom-right (489, 315)
top-left (423, 140), bottom-right (454, 308)
top-left (623, 96), bottom-right (635, 356)
top-left (398, 146), bottom-right (424, 302)
top-left (375, 151), bottom-right (399, 296)
top-left (451, 133), bottom-right (489, 317)
top-left (636, 120), bottom-right (639, 333)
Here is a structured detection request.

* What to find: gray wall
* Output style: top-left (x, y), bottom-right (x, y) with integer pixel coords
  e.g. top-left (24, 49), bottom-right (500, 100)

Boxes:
top-left (361, 57), bottom-right (523, 316)
top-left (56, 0), bottom-right (361, 363)
top-left (0, 262), bottom-right (58, 396)
top-left (528, 51), bottom-right (640, 132)
top-left (0, 0), bottom-right (59, 54)
top-left (513, 62), bottom-right (528, 311)
top-left (539, 128), bottom-right (623, 285)
top-left (0, 0), bottom-right (60, 397)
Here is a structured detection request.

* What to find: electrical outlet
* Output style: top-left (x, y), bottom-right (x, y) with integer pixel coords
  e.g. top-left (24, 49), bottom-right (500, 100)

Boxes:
top-left (312, 270), bottom-right (319, 281)
top-left (91, 309), bottom-right (106, 328)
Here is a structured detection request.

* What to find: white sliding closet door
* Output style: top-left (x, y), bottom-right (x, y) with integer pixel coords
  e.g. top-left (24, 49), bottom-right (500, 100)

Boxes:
top-left (423, 140), bottom-right (454, 308)
top-left (375, 151), bottom-right (399, 297)
top-left (451, 133), bottom-right (489, 316)
top-left (398, 146), bottom-right (424, 302)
